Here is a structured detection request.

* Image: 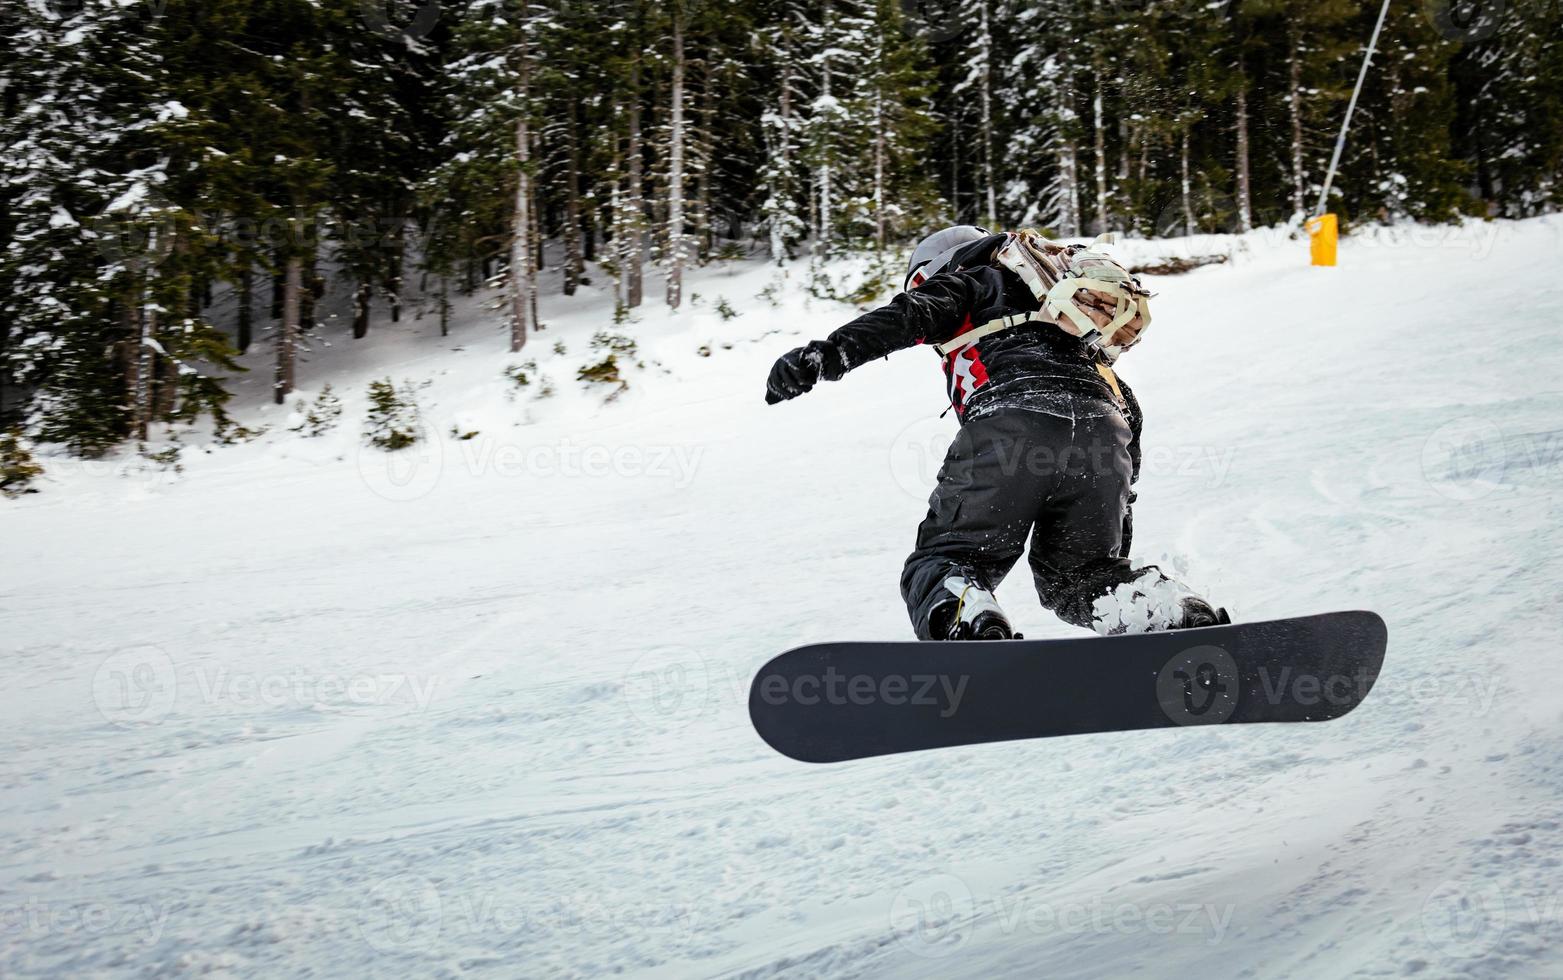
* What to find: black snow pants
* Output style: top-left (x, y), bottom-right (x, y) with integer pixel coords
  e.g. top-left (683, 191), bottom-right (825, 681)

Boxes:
top-left (900, 404), bottom-right (1144, 639)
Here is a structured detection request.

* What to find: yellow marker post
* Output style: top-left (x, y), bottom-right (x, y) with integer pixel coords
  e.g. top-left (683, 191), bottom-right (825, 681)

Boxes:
top-left (1307, 213), bottom-right (1338, 267)
top-left (1310, 0), bottom-right (1391, 266)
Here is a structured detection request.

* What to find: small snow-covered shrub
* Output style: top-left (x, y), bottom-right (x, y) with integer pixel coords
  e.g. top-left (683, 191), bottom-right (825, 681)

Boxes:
top-left (577, 355), bottom-right (623, 387)
top-left (552, 340), bottom-right (567, 356)
top-left (141, 443), bottom-right (183, 473)
top-left (715, 297), bottom-right (739, 321)
top-left (364, 378), bottom-right (424, 451)
top-left (290, 384), bottom-right (342, 437)
top-left (505, 361), bottom-right (539, 389)
top-left (0, 430), bottom-right (43, 497)
top-left (591, 331), bottom-right (637, 357)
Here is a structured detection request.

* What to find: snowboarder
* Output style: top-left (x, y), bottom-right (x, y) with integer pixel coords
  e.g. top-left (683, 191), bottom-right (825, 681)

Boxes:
top-left (765, 225), bottom-right (1227, 640)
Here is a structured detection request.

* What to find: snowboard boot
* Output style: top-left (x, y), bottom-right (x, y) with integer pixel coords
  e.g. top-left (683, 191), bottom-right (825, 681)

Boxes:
top-left (1174, 597), bottom-right (1231, 630)
top-left (928, 575), bottom-right (1016, 641)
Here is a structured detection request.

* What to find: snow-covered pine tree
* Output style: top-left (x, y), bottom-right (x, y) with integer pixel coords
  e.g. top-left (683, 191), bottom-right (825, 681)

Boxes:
top-left (1453, 0), bottom-right (1563, 217)
top-left (1, 0), bottom-right (241, 447)
top-left (757, 3), bottom-right (811, 265)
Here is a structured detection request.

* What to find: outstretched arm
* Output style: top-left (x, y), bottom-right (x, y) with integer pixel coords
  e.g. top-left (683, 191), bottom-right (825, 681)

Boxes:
top-left (765, 272), bottom-right (977, 403)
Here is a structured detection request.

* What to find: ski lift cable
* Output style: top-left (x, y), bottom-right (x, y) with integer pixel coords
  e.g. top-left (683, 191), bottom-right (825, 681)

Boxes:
top-left (1315, 0), bottom-right (1394, 217)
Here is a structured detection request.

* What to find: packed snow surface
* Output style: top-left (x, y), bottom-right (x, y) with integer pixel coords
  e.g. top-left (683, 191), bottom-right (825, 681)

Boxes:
top-left (4, 218), bottom-right (1563, 978)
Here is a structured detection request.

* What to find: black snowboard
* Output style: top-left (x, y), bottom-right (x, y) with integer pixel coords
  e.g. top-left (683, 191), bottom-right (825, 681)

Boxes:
top-left (750, 611), bottom-right (1387, 763)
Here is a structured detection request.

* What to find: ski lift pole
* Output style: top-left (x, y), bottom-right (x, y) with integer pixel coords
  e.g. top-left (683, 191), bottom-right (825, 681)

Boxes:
top-left (1309, 0), bottom-right (1392, 266)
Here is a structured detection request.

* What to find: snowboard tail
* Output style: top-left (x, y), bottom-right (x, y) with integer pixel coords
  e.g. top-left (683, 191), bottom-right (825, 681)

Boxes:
top-left (749, 611), bottom-right (1388, 763)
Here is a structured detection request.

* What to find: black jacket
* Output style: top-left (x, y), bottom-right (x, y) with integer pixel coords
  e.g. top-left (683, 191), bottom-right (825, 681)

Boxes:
top-left (817, 234), bottom-right (1133, 428)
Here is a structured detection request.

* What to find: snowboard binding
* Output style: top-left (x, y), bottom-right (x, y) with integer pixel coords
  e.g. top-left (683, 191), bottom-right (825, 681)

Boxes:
top-left (931, 576), bottom-right (1017, 641)
top-left (1175, 597), bottom-right (1232, 630)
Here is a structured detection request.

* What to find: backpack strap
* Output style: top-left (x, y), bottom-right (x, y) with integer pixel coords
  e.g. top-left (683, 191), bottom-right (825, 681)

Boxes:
top-left (1045, 275), bottom-right (1150, 338)
top-left (931, 310), bottom-right (1052, 357)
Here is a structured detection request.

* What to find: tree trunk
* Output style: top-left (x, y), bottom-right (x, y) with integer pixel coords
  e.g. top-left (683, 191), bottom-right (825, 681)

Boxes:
top-left (510, 35), bottom-right (535, 353)
top-left (237, 264), bottom-right (253, 353)
top-left (128, 279), bottom-right (152, 440)
top-left (665, 0), bottom-right (686, 309)
top-left (299, 249), bottom-right (320, 334)
top-left (563, 97), bottom-right (584, 296)
top-left (874, 89), bottom-right (886, 252)
top-left (1235, 78), bottom-right (1254, 232)
top-left (1287, 32), bottom-right (1307, 218)
top-left (978, 0), bottom-right (996, 227)
top-left (275, 253), bottom-right (300, 405)
top-left (695, 65), bottom-right (715, 259)
top-left (950, 109), bottom-right (961, 223)
top-left (1181, 126), bottom-right (1196, 236)
top-left (625, 33), bottom-right (645, 309)
top-left (353, 278), bottom-right (372, 339)
top-left (770, 55), bottom-right (795, 266)
top-left (1093, 74), bottom-right (1109, 234)
top-left (1059, 143), bottom-right (1078, 237)
top-left (817, 0), bottom-right (834, 253)
top-left (610, 119), bottom-right (627, 308)
top-left (385, 217), bottom-right (405, 323)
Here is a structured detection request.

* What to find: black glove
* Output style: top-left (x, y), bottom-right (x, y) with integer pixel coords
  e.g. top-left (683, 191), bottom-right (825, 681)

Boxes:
top-left (765, 341), bottom-right (835, 404)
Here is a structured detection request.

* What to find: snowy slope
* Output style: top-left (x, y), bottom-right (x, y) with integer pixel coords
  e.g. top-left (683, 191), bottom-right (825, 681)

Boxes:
top-left (3, 218), bottom-right (1562, 978)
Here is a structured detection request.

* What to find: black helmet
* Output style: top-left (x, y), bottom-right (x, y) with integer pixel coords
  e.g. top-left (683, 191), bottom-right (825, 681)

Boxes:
top-left (905, 225), bottom-right (990, 290)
